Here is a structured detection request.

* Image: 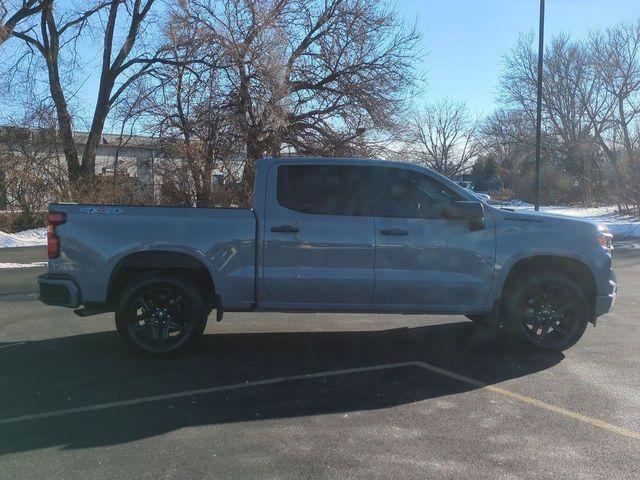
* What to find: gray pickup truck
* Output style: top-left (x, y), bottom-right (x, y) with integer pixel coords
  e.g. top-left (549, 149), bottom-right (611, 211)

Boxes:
top-left (39, 157), bottom-right (616, 355)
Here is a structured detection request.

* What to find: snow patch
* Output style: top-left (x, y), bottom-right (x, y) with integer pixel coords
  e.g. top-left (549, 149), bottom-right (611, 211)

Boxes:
top-left (607, 223), bottom-right (640, 239)
top-left (495, 199), bottom-right (535, 208)
top-left (0, 228), bottom-right (47, 248)
top-left (0, 261), bottom-right (48, 269)
top-left (614, 240), bottom-right (640, 250)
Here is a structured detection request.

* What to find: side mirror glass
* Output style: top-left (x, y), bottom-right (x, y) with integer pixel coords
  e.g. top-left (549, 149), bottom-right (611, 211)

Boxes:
top-left (442, 201), bottom-right (485, 231)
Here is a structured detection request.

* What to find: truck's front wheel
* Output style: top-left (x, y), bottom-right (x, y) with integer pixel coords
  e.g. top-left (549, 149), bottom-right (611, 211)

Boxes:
top-left (115, 273), bottom-right (208, 356)
top-left (504, 272), bottom-right (590, 351)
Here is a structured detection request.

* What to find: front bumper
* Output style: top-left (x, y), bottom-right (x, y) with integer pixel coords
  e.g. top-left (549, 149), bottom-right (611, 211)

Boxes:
top-left (38, 274), bottom-right (81, 308)
top-left (595, 269), bottom-right (617, 316)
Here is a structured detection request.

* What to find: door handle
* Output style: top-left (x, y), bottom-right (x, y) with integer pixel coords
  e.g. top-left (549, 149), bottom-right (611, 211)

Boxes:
top-left (380, 228), bottom-right (408, 236)
top-left (271, 225), bottom-right (299, 233)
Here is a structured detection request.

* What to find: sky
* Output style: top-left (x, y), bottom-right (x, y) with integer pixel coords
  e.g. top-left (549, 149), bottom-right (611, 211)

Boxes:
top-left (6, 0), bottom-right (636, 130)
top-left (401, 0), bottom-right (640, 115)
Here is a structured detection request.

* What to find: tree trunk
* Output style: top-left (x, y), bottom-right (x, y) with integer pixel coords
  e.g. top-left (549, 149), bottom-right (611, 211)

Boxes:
top-left (242, 137), bottom-right (262, 206)
top-left (618, 98), bottom-right (635, 164)
top-left (198, 140), bottom-right (216, 208)
top-left (198, 165), bottom-right (213, 208)
top-left (42, 18), bottom-right (81, 182)
top-left (241, 161), bottom-right (256, 207)
top-left (594, 127), bottom-right (626, 210)
top-left (0, 168), bottom-right (7, 209)
top-left (81, 43), bottom-right (117, 178)
top-left (81, 102), bottom-right (111, 177)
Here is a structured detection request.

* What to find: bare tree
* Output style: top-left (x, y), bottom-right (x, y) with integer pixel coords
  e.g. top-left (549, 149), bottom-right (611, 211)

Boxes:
top-left (481, 109), bottom-right (533, 176)
top-left (590, 21), bottom-right (640, 161)
top-left (0, 0), bottom-right (51, 44)
top-left (0, 105), bottom-right (68, 228)
top-left (408, 99), bottom-right (479, 178)
top-left (480, 108), bottom-right (539, 198)
top-left (6, 0), bottom-right (177, 185)
top-left (500, 33), bottom-right (611, 204)
top-left (179, 0), bottom-right (420, 200)
top-left (131, 12), bottom-right (242, 207)
top-left (587, 21), bottom-right (640, 208)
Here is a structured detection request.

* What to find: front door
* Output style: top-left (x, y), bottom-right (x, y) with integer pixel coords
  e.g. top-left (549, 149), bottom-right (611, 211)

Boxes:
top-left (371, 166), bottom-right (496, 310)
top-left (261, 162), bottom-right (375, 306)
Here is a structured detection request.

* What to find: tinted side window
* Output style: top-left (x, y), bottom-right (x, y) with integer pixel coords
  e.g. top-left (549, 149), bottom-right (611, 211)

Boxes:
top-left (277, 165), bottom-right (371, 216)
top-left (372, 167), bottom-right (462, 219)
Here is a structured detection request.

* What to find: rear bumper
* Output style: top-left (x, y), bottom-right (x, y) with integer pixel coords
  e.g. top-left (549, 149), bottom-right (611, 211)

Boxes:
top-left (38, 274), bottom-right (81, 308)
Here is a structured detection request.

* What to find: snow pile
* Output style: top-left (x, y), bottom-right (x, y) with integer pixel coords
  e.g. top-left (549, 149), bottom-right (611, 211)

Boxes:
top-left (0, 262), bottom-right (47, 269)
top-left (614, 240), bottom-right (640, 250)
top-left (605, 223), bottom-right (640, 239)
top-left (495, 199), bottom-right (535, 208)
top-left (534, 206), bottom-right (640, 238)
top-left (0, 228), bottom-right (47, 248)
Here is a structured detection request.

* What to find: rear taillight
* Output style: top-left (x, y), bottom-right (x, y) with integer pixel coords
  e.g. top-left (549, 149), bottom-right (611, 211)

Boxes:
top-left (47, 212), bottom-right (66, 259)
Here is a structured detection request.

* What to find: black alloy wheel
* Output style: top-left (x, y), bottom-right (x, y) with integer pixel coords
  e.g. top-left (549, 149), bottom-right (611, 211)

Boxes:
top-left (506, 273), bottom-right (590, 351)
top-left (116, 273), bottom-right (207, 356)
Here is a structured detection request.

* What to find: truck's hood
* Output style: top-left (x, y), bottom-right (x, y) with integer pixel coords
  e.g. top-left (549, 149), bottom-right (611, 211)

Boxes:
top-left (491, 206), bottom-right (608, 234)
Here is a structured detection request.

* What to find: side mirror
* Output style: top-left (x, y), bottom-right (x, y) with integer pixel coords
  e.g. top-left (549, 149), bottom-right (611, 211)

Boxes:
top-left (442, 201), bottom-right (485, 231)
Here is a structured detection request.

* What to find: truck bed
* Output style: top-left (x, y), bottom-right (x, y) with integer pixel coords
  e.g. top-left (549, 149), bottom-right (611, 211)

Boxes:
top-left (47, 204), bottom-right (257, 310)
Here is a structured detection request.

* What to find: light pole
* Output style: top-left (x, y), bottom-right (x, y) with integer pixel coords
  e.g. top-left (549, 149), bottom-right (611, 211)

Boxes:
top-left (534, 0), bottom-right (545, 211)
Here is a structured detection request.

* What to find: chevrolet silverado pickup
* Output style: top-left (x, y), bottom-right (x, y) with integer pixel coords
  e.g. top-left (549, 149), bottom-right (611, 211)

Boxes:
top-left (39, 157), bottom-right (617, 355)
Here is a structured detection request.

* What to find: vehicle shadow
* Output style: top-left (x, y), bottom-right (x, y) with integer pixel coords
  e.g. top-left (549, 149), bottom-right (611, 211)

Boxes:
top-left (0, 320), bottom-right (563, 454)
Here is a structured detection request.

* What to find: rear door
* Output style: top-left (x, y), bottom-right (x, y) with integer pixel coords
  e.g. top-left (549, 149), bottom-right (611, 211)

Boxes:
top-left (371, 165), bottom-right (496, 310)
top-left (261, 162), bottom-right (375, 306)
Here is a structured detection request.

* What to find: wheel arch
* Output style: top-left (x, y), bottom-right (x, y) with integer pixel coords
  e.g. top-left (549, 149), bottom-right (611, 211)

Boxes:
top-left (106, 250), bottom-right (217, 309)
top-left (500, 255), bottom-right (597, 315)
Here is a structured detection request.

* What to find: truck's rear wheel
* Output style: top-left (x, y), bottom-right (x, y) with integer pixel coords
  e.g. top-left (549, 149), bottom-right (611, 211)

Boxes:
top-left (115, 273), bottom-right (208, 356)
top-left (504, 272), bottom-right (590, 351)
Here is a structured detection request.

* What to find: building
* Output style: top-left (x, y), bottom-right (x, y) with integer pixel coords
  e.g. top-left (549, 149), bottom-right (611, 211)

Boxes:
top-left (75, 132), bottom-right (158, 188)
top-left (0, 127), bottom-right (237, 206)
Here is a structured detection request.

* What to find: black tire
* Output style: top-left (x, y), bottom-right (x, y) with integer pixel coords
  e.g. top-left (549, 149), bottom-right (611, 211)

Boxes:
top-left (503, 272), bottom-right (590, 351)
top-left (115, 272), bottom-right (208, 356)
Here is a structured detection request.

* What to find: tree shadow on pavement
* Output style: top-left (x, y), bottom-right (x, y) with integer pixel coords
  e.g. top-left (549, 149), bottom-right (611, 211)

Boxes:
top-left (0, 320), bottom-right (563, 453)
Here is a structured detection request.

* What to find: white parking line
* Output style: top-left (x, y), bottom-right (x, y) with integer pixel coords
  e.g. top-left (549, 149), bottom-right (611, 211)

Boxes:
top-left (0, 362), bottom-right (417, 426)
top-left (1, 359), bottom-right (639, 441)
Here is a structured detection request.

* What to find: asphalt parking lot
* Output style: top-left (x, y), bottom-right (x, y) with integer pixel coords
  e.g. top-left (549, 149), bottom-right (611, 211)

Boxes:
top-left (0, 247), bottom-right (639, 479)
